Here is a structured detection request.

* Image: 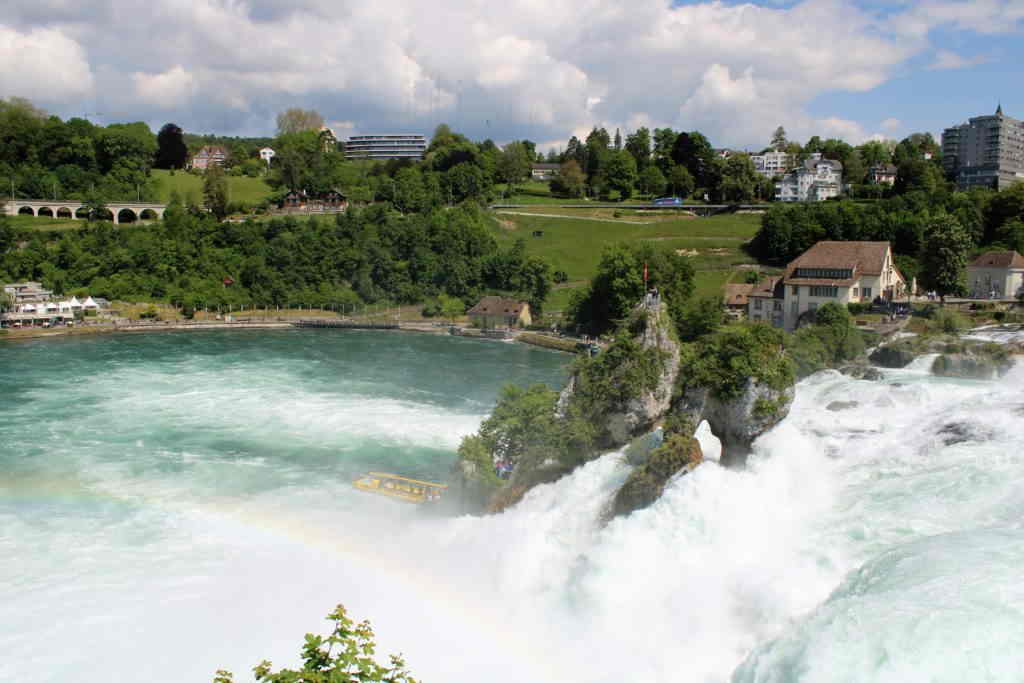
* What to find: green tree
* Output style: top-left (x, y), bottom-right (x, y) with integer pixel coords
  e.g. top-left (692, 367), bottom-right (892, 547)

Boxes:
top-left (671, 131), bottom-right (715, 189)
top-left (203, 164), bottom-right (230, 220)
top-left (919, 213), bottom-right (972, 302)
top-left (213, 604), bottom-right (417, 683)
top-left (624, 127), bottom-right (652, 171)
top-left (497, 141), bottom-right (531, 194)
top-left (637, 165), bottom-right (667, 197)
top-left (666, 164), bottom-right (695, 198)
top-left (719, 154), bottom-right (758, 202)
top-left (605, 150), bottom-right (638, 200)
top-left (652, 128), bottom-right (677, 173)
top-left (550, 159), bottom-right (586, 198)
top-left (771, 126), bottom-right (788, 152)
top-left (678, 296), bottom-right (724, 341)
top-left (155, 123), bottom-right (188, 169)
top-left (275, 108), bottom-right (325, 135)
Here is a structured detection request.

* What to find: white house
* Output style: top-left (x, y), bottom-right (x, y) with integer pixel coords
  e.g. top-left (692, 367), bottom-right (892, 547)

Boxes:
top-left (751, 150), bottom-right (792, 178)
top-left (748, 241), bottom-right (906, 331)
top-left (259, 147), bottom-right (275, 165)
top-left (967, 251), bottom-right (1024, 299)
top-left (775, 158), bottom-right (843, 202)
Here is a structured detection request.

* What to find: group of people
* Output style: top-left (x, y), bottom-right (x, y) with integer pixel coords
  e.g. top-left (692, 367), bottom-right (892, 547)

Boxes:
top-left (494, 458), bottom-right (513, 480)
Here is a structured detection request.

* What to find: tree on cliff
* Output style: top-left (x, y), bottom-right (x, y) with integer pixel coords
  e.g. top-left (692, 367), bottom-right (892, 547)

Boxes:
top-left (919, 213), bottom-right (971, 302)
top-left (213, 604), bottom-right (417, 683)
top-left (568, 242), bottom-right (694, 336)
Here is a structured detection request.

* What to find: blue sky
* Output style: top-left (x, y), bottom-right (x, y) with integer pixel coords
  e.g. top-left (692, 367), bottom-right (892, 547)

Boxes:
top-left (0, 0), bottom-right (1021, 150)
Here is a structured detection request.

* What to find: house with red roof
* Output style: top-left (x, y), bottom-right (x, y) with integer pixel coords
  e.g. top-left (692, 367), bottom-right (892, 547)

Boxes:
top-left (967, 251), bottom-right (1024, 299)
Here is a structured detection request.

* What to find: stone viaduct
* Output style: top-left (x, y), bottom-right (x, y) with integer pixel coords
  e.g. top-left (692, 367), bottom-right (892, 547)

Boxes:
top-left (3, 198), bottom-right (167, 224)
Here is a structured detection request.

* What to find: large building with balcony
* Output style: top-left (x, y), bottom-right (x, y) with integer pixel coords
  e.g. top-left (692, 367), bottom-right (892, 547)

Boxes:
top-left (775, 157), bottom-right (843, 202)
top-left (747, 241), bottom-right (906, 331)
top-left (344, 134), bottom-right (427, 161)
top-left (942, 105), bottom-right (1024, 191)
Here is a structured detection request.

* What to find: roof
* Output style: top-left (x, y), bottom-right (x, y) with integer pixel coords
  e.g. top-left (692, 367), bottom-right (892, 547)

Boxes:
top-left (531, 163), bottom-right (560, 170)
top-left (783, 241), bottom-right (891, 287)
top-left (467, 296), bottom-right (529, 316)
top-left (871, 164), bottom-right (897, 174)
top-left (196, 145), bottom-right (228, 156)
top-left (804, 158), bottom-right (842, 171)
top-left (748, 276), bottom-right (783, 299)
top-left (970, 250), bottom-right (1024, 269)
top-left (723, 283), bottom-right (755, 306)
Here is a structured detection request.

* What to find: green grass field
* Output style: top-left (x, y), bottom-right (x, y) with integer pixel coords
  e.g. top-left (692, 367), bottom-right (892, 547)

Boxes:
top-left (151, 169), bottom-right (273, 207)
top-left (502, 180), bottom-right (650, 205)
top-left (490, 208), bottom-right (771, 313)
top-left (7, 214), bottom-right (85, 231)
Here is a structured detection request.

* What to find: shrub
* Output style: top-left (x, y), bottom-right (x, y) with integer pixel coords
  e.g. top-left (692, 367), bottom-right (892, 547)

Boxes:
top-left (928, 308), bottom-right (968, 336)
top-left (846, 302), bottom-right (871, 316)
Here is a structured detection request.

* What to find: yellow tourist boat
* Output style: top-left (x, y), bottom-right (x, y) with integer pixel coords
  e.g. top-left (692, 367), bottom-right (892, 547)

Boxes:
top-left (352, 472), bottom-right (447, 504)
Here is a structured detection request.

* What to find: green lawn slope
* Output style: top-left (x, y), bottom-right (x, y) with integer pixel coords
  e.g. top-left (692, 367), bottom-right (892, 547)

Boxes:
top-left (489, 208), bottom-right (773, 312)
top-left (151, 169), bottom-right (273, 207)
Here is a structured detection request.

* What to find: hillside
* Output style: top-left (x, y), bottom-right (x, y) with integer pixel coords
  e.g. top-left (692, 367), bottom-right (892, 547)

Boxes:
top-left (151, 169), bottom-right (273, 207)
top-left (488, 208), bottom-right (772, 311)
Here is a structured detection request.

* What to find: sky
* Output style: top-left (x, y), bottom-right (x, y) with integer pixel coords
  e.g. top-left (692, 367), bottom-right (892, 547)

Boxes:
top-left (1, 0), bottom-right (1022, 152)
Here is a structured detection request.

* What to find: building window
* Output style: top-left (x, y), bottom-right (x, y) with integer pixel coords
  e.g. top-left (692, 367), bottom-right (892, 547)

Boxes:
top-left (791, 301), bottom-right (798, 315)
top-left (754, 299), bottom-right (763, 310)
top-left (791, 285), bottom-right (799, 296)
top-left (773, 301), bottom-right (782, 312)
top-left (862, 287), bottom-right (872, 299)
top-left (810, 286), bottom-right (838, 297)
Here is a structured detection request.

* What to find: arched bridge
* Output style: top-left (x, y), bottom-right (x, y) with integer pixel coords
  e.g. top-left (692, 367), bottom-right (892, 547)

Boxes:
top-left (4, 198), bottom-right (167, 224)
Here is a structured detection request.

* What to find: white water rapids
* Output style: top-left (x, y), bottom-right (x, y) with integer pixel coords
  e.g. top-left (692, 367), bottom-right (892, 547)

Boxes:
top-left (3, 331), bottom-right (1024, 682)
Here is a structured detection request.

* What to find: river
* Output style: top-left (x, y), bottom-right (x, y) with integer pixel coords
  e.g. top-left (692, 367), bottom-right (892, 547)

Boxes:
top-left (2, 329), bottom-right (1023, 682)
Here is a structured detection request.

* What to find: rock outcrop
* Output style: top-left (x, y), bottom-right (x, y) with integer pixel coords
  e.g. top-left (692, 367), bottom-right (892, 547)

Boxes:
top-left (869, 342), bottom-right (916, 368)
top-left (673, 379), bottom-right (794, 468)
top-left (611, 434), bottom-right (703, 518)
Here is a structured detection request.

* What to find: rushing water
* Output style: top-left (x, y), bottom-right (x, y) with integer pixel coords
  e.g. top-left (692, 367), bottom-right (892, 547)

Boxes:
top-left (3, 330), bottom-right (1024, 682)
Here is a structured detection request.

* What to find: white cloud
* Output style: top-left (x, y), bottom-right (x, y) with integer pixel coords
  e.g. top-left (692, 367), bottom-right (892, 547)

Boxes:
top-left (927, 49), bottom-right (990, 70)
top-left (132, 66), bottom-right (195, 108)
top-left (0, 25), bottom-right (93, 102)
top-left (0, 0), bottom-right (1017, 146)
top-left (880, 117), bottom-right (902, 132)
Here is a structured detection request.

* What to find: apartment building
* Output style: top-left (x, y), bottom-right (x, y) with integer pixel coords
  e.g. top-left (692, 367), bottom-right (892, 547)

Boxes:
top-left (345, 135), bottom-right (427, 161)
top-left (942, 106), bottom-right (1024, 190)
top-left (750, 150), bottom-right (792, 178)
top-left (775, 158), bottom-right (843, 202)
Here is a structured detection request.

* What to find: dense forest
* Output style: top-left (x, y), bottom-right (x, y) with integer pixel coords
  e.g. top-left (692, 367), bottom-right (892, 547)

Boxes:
top-left (0, 200), bottom-right (551, 316)
top-left (750, 184), bottom-right (1024, 282)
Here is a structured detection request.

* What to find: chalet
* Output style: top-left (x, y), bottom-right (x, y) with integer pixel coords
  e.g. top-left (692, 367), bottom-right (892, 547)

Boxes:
top-left (281, 190), bottom-right (348, 212)
top-left (189, 145), bottom-right (228, 171)
top-left (749, 242), bottom-right (906, 330)
top-left (868, 164), bottom-right (897, 186)
top-left (723, 283), bottom-right (755, 320)
top-left (967, 251), bottom-right (1024, 299)
top-left (467, 296), bottom-right (532, 329)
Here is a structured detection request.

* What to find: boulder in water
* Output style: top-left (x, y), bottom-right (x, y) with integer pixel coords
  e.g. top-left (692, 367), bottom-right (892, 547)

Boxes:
top-left (827, 400), bottom-right (859, 412)
top-left (611, 434), bottom-right (703, 517)
top-left (869, 343), bottom-right (916, 368)
top-left (839, 364), bottom-right (883, 381)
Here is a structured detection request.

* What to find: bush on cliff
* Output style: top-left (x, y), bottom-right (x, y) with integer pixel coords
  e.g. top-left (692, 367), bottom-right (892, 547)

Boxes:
top-left (679, 323), bottom-right (794, 400)
top-left (784, 303), bottom-right (866, 377)
top-left (567, 242), bottom-right (694, 337)
top-left (611, 433), bottom-right (703, 518)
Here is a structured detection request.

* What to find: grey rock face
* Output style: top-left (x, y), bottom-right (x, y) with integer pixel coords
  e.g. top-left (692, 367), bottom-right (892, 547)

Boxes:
top-left (869, 343), bottom-right (916, 368)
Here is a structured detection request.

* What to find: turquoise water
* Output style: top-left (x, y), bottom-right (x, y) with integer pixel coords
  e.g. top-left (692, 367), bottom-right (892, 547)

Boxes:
top-left (4, 330), bottom-right (1024, 683)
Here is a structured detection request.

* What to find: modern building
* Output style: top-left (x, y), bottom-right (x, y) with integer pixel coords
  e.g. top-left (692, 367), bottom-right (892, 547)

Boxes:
top-left (751, 150), bottom-right (792, 178)
top-left (966, 250), bottom-right (1024, 299)
top-left (747, 241), bottom-right (906, 331)
top-left (530, 163), bottom-right (560, 180)
top-left (467, 296), bottom-right (532, 329)
top-left (868, 164), bottom-right (897, 186)
top-left (3, 282), bottom-right (53, 304)
top-left (775, 158), bottom-right (843, 202)
top-left (345, 135), bottom-right (427, 161)
top-left (942, 105), bottom-right (1024, 190)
